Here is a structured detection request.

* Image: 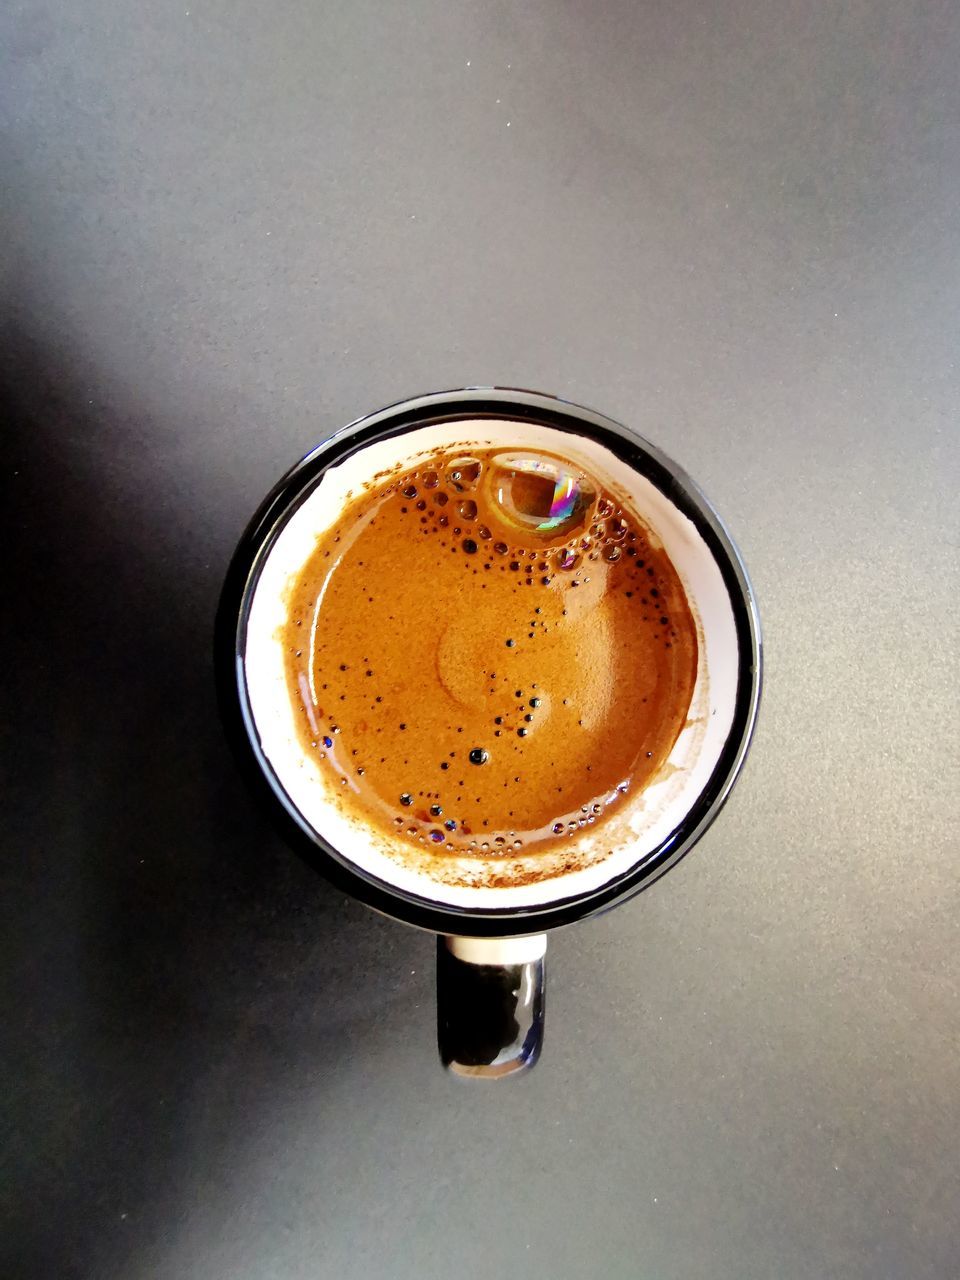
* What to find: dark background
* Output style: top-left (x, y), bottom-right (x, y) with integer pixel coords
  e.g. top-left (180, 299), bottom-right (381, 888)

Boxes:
top-left (2, 2), bottom-right (958, 1277)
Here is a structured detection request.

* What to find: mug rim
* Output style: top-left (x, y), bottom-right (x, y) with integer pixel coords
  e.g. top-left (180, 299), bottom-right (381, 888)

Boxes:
top-left (215, 388), bottom-right (762, 936)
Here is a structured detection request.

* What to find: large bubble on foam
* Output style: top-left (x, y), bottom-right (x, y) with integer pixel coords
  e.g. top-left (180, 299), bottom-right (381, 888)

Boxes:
top-left (486, 452), bottom-right (596, 537)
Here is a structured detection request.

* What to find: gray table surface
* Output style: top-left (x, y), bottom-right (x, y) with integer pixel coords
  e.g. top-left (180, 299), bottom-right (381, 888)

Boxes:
top-left (3, 1), bottom-right (958, 1277)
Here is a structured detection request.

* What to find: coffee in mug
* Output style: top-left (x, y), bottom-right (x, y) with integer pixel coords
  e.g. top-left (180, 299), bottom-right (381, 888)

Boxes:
top-left (281, 446), bottom-right (699, 890)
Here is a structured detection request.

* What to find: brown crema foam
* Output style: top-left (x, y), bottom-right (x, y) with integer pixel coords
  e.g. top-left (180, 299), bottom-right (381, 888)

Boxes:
top-left (282, 445), bottom-right (698, 879)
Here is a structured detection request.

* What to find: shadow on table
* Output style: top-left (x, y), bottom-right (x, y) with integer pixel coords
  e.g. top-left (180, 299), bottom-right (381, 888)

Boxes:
top-left (0, 310), bottom-right (423, 1280)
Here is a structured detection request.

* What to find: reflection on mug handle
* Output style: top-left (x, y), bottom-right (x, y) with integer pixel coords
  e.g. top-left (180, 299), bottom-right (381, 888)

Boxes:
top-left (437, 934), bottom-right (546, 1077)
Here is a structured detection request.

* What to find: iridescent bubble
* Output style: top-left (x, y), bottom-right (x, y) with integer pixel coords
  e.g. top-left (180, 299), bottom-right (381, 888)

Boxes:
top-left (487, 452), bottom-right (596, 537)
top-left (448, 457), bottom-right (482, 491)
top-left (429, 829), bottom-right (445, 843)
top-left (557, 548), bottom-right (580, 571)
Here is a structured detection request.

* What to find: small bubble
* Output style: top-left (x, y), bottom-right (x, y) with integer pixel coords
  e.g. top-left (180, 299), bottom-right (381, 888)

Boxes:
top-left (607, 517), bottom-right (628, 540)
top-left (505, 638), bottom-right (515, 647)
top-left (422, 470), bottom-right (439, 488)
top-left (478, 524), bottom-right (492, 540)
top-left (430, 804), bottom-right (443, 816)
top-left (462, 538), bottom-right (478, 554)
top-left (557, 548), bottom-right (580, 571)
top-left (400, 793), bottom-right (413, 806)
top-left (402, 485), bottom-right (417, 499)
top-left (458, 499), bottom-right (477, 520)
top-left (552, 822), bottom-right (564, 834)
top-left (429, 829), bottom-right (444, 843)
top-left (603, 544), bottom-right (622, 562)
top-left (469, 748), bottom-right (489, 765)
top-left (597, 497), bottom-right (614, 517)
top-left (530, 697), bottom-right (541, 708)
top-left (517, 727), bottom-right (528, 738)
top-left (509, 561), bottom-right (520, 571)
top-left (494, 542), bottom-right (508, 555)
top-left (322, 736), bottom-right (333, 748)
top-left (445, 818), bottom-right (457, 831)
top-left (448, 458), bottom-right (482, 491)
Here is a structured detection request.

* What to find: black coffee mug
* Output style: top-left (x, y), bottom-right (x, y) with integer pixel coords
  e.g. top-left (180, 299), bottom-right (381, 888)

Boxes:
top-left (216, 390), bottom-right (761, 1076)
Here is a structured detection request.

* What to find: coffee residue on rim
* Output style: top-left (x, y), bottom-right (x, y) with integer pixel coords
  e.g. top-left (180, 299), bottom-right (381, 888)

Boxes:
top-left (281, 446), bottom-right (698, 882)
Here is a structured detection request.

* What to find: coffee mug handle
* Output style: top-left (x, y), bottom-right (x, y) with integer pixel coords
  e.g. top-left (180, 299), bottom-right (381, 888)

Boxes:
top-left (436, 934), bottom-right (546, 1077)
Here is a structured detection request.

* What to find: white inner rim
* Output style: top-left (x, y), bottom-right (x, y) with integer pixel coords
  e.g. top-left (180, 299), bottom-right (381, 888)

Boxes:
top-left (244, 418), bottom-right (740, 909)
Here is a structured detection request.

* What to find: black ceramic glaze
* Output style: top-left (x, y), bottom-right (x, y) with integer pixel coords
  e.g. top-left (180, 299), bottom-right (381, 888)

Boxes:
top-left (437, 941), bottom-right (544, 1078)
